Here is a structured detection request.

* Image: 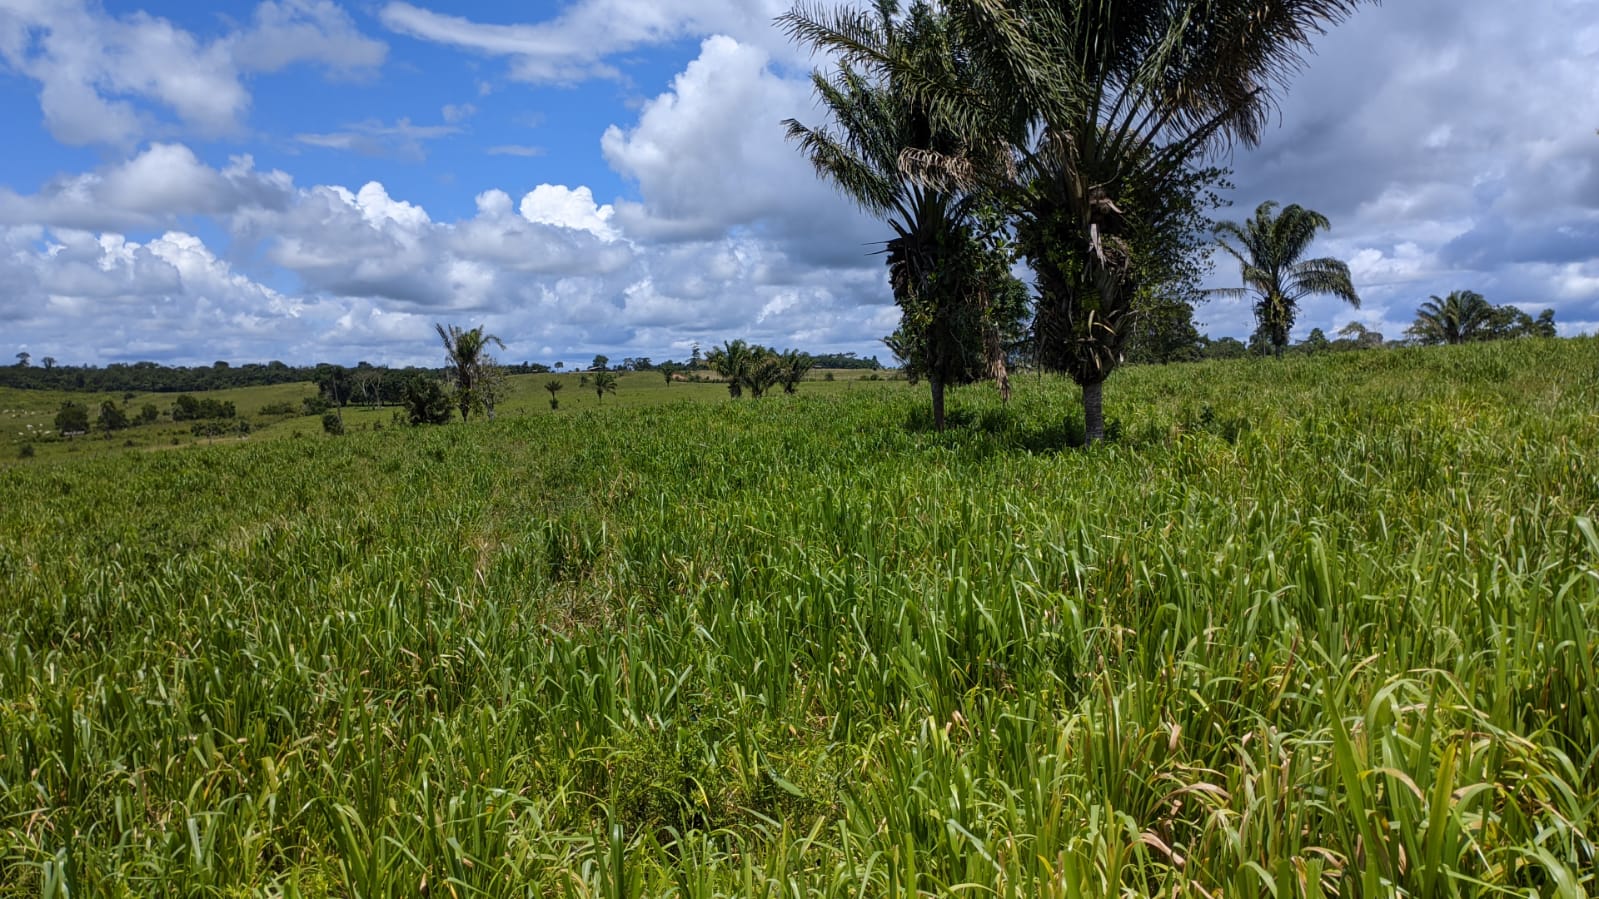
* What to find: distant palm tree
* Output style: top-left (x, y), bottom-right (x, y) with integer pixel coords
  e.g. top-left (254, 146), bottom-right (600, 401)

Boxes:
top-left (744, 352), bottom-right (783, 399)
top-left (777, 350), bottom-right (814, 394)
top-left (592, 371), bottom-right (618, 402)
top-left (1406, 291), bottom-right (1494, 345)
top-left (1215, 202), bottom-right (1361, 358)
top-left (436, 323), bottom-right (505, 421)
top-left (705, 340), bottom-right (756, 399)
top-left (544, 378), bottom-right (564, 409)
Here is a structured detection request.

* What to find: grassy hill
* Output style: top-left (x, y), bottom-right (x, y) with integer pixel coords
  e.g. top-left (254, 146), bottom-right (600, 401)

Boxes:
top-left (2, 339), bottom-right (1597, 895)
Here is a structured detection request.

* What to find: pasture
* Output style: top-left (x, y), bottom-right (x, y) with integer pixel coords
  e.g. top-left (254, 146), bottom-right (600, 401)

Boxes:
top-left (2, 339), bottom-right (1597, 896)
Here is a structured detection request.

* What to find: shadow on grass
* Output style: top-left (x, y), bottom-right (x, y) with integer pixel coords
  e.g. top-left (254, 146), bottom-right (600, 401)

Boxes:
top-left (902, 403), bottom-right (1094, 452)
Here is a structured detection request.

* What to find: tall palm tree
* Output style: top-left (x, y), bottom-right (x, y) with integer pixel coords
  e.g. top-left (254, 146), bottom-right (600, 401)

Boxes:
top-left (791, 0), bottom-right (1371, 442)
top-left (1407, 290), bottom-right (1494, 345)
top-left (592, 371), bottom-right (618, 402)
top-left (544, 377), bottom-right (564, 409)
top-left (435, 323), bottom-right (505, 421)
top-left (781, 0), bottom-right (1017, 431)
top-left (1214, 202), bottom-right (1360, 357)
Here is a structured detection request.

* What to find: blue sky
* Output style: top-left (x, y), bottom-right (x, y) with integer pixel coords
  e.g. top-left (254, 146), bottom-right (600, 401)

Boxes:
top-left (1, 0), bottom-right (1597, 368)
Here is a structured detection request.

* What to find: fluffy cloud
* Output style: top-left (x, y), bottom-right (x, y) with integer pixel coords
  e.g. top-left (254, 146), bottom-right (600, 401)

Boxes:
top-left (516, 185), bottom-right (620, 241)
top-left (600, 35), bottom-right (882, 262)
top-left (0, 144), bottom-right (295, 231)
top-left (0, 0), bottom-right (385, 145)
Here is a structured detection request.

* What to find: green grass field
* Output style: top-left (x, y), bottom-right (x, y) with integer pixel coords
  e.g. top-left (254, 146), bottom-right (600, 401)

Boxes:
top-left (0, 369), bottom-right (893, 463)
top-left (2, 340), bottom-right (1597, 896)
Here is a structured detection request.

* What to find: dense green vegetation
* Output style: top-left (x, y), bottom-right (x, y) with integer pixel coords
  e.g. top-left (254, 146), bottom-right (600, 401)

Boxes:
top-left (2, 339), bottom-right (1596, 896)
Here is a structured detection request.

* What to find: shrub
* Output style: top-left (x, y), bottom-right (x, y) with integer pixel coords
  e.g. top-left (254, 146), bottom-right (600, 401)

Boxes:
top-left (17, 443), bottom-right (34, 459)
top-left (321, 411), bottom-right (345, 436)
top-left (402, 377), bottom-right (452, 425)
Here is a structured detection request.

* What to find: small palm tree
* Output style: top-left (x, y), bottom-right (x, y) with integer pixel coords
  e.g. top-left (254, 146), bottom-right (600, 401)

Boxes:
top-left (745, 351), bottom-right (783, 399)
top-left (777, 350), bottom-right (814, 394)
top-left (436, 323), bottom-right (506, 420)
top-left (705, 340), bottom-right (755, 399)
top-left (1407, 291), bottom-right (1493, 345)
top-left (1215, 202), bottom-right (1361, 357)
top-left (544, 378), bottom-right (564, 409)
top-left (592, 371), bottom-right (618, 402)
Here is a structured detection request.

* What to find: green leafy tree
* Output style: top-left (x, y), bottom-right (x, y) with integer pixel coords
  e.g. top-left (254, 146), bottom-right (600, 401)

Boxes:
top-left (1481, 303), bottom-right (1556, 341)
top-left (1200, 336), bottom-right (1248, 360)
top-left (1336, 321), bottom-right (1384, 349)
top-left (592, 370), bottom-right (618, 402)
top-left (55, 401), bottom-right (89, 434)
top-left (321, 411), bottom-right (345, 436)
top-left (41, 356), bottom-right (55, 370)
top-left (437, 323), bottom-right (506, 421)
top-left (590, 354), bottom-right (609, 372)
top-left (15, 352), bottom-right (29, 367)
top-left (1122, 293), bottom-right (1205, 365)
top-left (1300, 328), bottom-right (1331, 354)
top-left (96, 401), bottom-right (129, 433)
top-left (544, 378), bottom-right (564, 409)
top-left (1533, 309), bottom-right (1557, 338)
top-left (1215, 202), bottom-right (1361, 358)
top-left (402, 377), bottom-right (453, 425)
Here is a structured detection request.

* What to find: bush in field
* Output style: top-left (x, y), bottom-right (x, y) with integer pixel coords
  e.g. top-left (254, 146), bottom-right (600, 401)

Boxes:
top-left (171, 394), bottom-right (236, 421)
top-left (171, 391), bottom-right (235, 419)
top-left (54, 400), bottom-right (89, 434)
top-left (402, 376), bottom-right (452, 425)
top-left (258, 401), bottom-right (298, 416)
top-left (138, 403), bottom-right (160, 424)
top-left (17, 443), bottom-right (34, 458)
top-left (301, 396), bottom-right (332, 416)
top-left (321, 411), bottom-right (344, 436)
top-left (96, 400), bottom-right (129, 433)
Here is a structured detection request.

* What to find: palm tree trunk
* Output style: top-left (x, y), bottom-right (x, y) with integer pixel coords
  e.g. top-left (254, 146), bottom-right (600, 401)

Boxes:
top-left (930, 375), bottom-right (946, 431)
top-left (1082, 379), bottom-right (1104, 445)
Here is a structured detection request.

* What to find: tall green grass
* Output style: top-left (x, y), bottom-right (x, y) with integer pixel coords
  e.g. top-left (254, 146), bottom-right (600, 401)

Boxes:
top-left (2, 339), bottom-right (1597, 896)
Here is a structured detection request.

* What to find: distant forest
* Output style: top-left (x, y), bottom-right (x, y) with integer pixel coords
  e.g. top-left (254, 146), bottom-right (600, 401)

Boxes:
top-left (0, 360), bottom-right (546, 398)
top-left (0, 352), bottom-right (885, 395)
